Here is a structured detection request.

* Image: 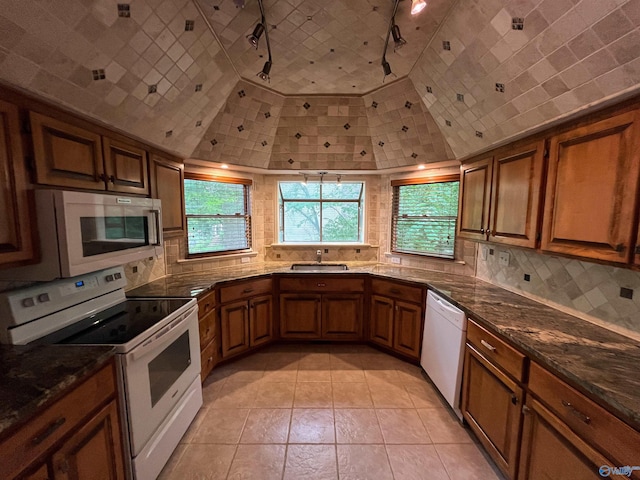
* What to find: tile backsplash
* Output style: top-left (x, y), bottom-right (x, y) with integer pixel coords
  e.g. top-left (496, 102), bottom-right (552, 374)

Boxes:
top-left (476, 244), bottom-right (640, 337)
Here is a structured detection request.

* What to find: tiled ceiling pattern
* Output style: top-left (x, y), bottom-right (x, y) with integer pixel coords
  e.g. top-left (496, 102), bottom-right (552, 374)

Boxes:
top-left (364, 77), bottom-right (454, 169)
top-left (191, 79), bottom-right (284, 168)
top-left (269, 95), bottom-right (377, 170)
top-left (195, 0), bottom-right (457, 95)
top-left (0, 0), bottom-right (238, 157)
top-left (409, 0), bottom-right (640, 158)
top-left (191, 78), bottom-right (454, 170)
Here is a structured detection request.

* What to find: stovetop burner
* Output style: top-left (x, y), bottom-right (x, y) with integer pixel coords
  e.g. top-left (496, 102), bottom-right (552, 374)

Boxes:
top-left (37, 298), bottom-right (192, 346)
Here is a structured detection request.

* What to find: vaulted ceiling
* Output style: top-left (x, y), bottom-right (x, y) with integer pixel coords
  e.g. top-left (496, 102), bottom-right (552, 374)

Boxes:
top-left (0, 0), bottom-right (638, 169)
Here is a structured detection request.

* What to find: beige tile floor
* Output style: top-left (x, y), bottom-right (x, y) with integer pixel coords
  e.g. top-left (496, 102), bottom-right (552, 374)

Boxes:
top-left (160, 344), bottom-right (505, 480)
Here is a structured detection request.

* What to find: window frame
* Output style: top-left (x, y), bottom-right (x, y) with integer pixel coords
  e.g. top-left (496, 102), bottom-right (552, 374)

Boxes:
top-left (277, 180), bottom-right (366, 244)
top-left (184, 172), bottom-right (252, 258)
top-left (390, 174), bottom-right (460, 259)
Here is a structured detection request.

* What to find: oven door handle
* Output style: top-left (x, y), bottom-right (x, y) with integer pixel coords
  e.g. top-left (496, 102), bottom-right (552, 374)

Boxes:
top-left (129, 308), bottom-right (197, 363)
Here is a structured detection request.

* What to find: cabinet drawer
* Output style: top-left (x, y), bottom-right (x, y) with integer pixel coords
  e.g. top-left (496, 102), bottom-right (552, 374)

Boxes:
top-left (197, 289), bottom-right (216, 318)
top-left (467, 319), bottom-right (525, 382)
top-left (279, 277), bottom-right (364, 292)
top-left (0, 362), bottom-right (116, 480)
top-left (528, 362), bottom-right (640, 467)
top-left (198, 308), bottom-right (216, 349)
top-left (200, 337), bottom-right (219, 382)
top-left (371, 279), bottom-right (422, 302)
top-left (219, 278), bottom-right (272, 304)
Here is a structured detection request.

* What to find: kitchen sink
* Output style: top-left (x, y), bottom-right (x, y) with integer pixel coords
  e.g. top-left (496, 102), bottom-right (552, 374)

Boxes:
top-left (290, 263), bottom-right (349, 271)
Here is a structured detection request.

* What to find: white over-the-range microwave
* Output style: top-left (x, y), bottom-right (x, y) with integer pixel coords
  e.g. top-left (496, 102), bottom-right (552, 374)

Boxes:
top-left (0, 190), bottom-right (163, 282)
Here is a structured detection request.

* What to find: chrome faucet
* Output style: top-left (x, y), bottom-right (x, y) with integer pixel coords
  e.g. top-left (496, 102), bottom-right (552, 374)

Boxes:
top-left (316, 249), bottom-right (322, 263)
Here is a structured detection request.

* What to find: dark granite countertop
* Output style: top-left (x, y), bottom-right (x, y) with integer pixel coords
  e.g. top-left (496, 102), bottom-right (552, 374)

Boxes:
top-left (127, 263), bottom-right (640, 430)
top-left (0, 344), bottom-right (115, 438)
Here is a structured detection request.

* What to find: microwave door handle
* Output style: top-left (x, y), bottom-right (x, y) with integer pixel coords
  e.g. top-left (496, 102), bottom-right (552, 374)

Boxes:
top-left (150, 209), bottom-right (162, 246)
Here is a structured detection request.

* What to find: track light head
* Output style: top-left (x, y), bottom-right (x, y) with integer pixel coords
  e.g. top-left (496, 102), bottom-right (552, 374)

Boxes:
top-left (257, 60), bottom-right (272, 81)
top-left (382, 59), bottom-right (392, 76)
top-left (391, 24), bottom-right (406, 50)
top-left (411, 0), bottom-right (427, 15)
top-left (247, 23), bottom-right (265, 48)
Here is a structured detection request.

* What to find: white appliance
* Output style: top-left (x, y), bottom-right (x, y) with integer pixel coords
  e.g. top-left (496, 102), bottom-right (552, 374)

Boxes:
top-left (0, 267), bottom-right (202, 480)
top-left (0, 189), bottom-right (163, 282)
top-left (420, 290), bottom-right (467, 420)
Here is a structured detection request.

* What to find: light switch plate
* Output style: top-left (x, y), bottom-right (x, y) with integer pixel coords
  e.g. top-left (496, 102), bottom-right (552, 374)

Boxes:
top-left (480, 246), bottom-right (488, 260)
top-left (391, 257), bottom-right (401, 264)
top-left (499, 251), bottom-right (510, 267)
top-left (241, 256), bottom-right (250, 263)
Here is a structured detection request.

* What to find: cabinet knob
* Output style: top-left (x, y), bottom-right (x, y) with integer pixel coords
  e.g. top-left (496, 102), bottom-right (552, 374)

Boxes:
top-left (522, 405), bottom-right (531, 415)
top-left (109, 175), bottom-right (116, 183)
top-left (615, 243), bottom-right (625, 253)
top-left (487, 229), bottom-right (492, 236)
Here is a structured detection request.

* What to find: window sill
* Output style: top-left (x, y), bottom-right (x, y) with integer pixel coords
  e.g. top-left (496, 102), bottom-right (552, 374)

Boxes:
top-left (177, 251), bottom-right (259, 264)
top-left (268, 243), bottom-right (378, 248)
top-left (384, 252), bottom-right (465, 265)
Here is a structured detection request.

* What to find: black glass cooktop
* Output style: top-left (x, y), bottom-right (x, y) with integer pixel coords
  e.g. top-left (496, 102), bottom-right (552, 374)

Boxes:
top-left (38, 299), bottom-right (192, 346)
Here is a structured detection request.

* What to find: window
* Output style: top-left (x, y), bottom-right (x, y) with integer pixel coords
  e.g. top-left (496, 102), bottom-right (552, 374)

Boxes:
top-left (391, 176), bottom-right (460, 258)
top-left (184, 173), bottom-right (251, 256)
top-left (278, 181), bottom-right (365, 243)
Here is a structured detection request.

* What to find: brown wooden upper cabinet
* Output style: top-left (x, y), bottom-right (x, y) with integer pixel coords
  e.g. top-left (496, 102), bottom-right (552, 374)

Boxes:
top-left (150, 153), bottom-right (185, 236)
top-left (0, 99), bottom-right (38, 268)
top-left (30, 112), bottom-right (149, 195)
top-left (541, 111), bottom-right (640, 263)
top-left (458, 141), bottom-right (545, 248)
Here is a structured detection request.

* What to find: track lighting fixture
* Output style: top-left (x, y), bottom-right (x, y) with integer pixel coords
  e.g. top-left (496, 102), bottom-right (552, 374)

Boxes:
top-left (391, 24), bottom-right (406, 51)
top-left (411, 0), bottom-right (427, 15)
top-left (381, 0), bottom-right (401, 82)
top-left (381, 58), bottom-right (393, 81)
top-left (252, 0), bottom-right (273, 82)
top-left (257, 60), bottom-right (272, 81)
top-left (247, 23), bottom-right (265, 48)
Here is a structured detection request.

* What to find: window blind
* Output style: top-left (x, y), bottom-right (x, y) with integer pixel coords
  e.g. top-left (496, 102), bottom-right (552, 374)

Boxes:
top-left (391, 176), bottom-right (459, 258)
top-left (184, 173), bottom-right (252, 256)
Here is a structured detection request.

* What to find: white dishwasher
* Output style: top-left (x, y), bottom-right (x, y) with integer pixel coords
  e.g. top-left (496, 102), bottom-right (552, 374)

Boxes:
top-left (420, 290), bottom-right (467, 420)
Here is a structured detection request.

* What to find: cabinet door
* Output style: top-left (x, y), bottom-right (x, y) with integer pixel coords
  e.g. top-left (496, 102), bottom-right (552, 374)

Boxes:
top-left (519, 398), bottom-right (618, 480)
top-left (198, 308), bottom-right (216, 350)
top-left (489, 141), bottom-right (545, 248)
top-left (220, 300), bottom-right (250, 358)
top-left (393, 300), bottom-right (423, 359)
top-left (321, 293), bottom-right (363, 340)
top-left (541, 111), bottom-right (640, 263)
top-left (457, 156), bottom-right (492, 241)
top-left (51, 400), bottom-right (125, 480)
top-left (102, 137), bottom-right (149, 195)
top-left (200, 336), bottom-right (218, 383)
top-left (0, 100), bottom-right (37, 267)
top-left (250, 295), bottom-right (273, 347)
top-left (279, 294), bottom-right (321, 339)
top-left (369, 295), bottom-right (394, 348)
top-left (30, 111), bottom-right (105, 190)
top-left (150, 153), bottom-right (185, 236)
top-left (462, 344), bottom-right (523, 479)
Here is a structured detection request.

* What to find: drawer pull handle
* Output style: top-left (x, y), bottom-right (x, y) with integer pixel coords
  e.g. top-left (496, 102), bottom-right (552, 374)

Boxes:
top-left (317, 283), bottom-right (326, 287)
top-left (242, 288), bottom-right (254, 294)
top-left (32, 417), bottom-right (66, 445)
top-left (389, 288), bottom-right (401, 294)
top-left (480, 339), bottom-right (496, 352)
top-left (561, 400), bottom-right (591, 424)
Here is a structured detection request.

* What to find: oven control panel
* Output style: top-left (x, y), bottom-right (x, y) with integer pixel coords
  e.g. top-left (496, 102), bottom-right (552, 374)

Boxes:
top-left (0, 266), bottom-right (128, 328)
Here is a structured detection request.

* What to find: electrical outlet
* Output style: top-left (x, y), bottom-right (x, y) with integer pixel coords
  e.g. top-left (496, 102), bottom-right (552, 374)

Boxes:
top-left (391, 257), bottom-right (401, 264)
top-left (241, 256), bottom-right (250, 263)
top-left (132, 266), bottom-right (138, 273)
top-left (498, 251), bottom-right (510, 267)
top-left (489, 248), bottom-right (494, 255)
top-left (524, 273), bottom-right (530, 282)
top-left (324, 248), bottom-right (329, 254)
top-left (620, 287), bottom-right (633, 299)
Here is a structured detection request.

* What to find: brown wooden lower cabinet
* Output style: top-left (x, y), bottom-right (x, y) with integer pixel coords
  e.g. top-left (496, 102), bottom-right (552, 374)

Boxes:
top-left (462, 344), bottom-right (523, 479)
top-left (368, 294), bottom-right (423, 359)
top-left (249, 295), bottom-right (273, 347)
top-left (220, 300), bottom-right (251, 358)
top-left (279, 294), bottom-right (322, 339)
top-left (0, 361), bottom-right (125, 480)
top-left (519, 398), bottom-right (613, 480)
top-left (369, 295), bottom-right (394, 348)
top-left (321, 294), bottom-right (362, 340)
top-left (51, 401), bottom-right (124, 479)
